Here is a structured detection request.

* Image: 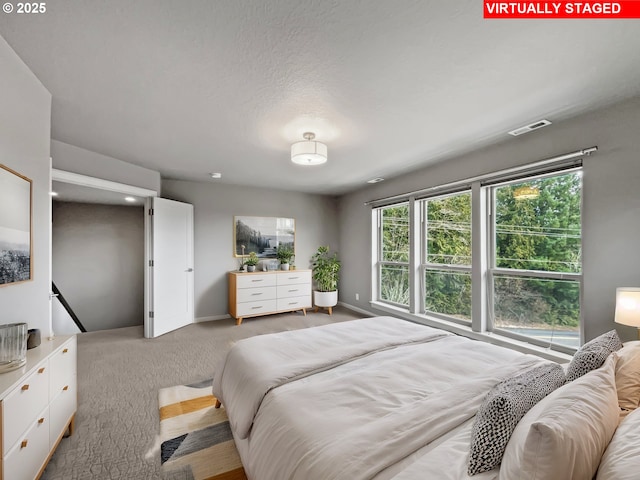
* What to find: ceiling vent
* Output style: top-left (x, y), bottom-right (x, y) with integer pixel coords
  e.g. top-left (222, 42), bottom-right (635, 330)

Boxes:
top-left (508, 119), bottom-right (552, 137)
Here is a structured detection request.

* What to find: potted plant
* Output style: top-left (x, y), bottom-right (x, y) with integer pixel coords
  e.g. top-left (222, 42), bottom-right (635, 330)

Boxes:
top-left (244, 251), bottom-right (259, 272)
top-left (311, 245), bottom-right (341, 313)
top-left (276, 245), bottom-right (294, 271)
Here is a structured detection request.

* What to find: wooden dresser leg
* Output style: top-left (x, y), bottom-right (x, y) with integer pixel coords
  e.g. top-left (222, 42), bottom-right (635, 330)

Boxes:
top-left (302, 308), bottom-right (307, 316)
top-left (328, 307), bottom-right (332, 315)
top-left (314, 306), bottom-right (319, 313)
top-left (64, 414), bottom-right (76, 437)
top-left (214, 399), bottom-right (221, 409)
top-left (236, 317), bottom-right (243, 326)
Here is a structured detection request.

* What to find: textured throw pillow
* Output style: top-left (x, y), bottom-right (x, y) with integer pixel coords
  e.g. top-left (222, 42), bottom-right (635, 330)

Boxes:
top-left (566, 329), bottom-right (622, 382)
top-left (499, 354), bottom-right (619, 480)
top-left (467, 363), bottom-right (566, 476)
top-left (597, 404), bottom-right (640, 480)
top-left (615, 341), bottom-right (640, 411)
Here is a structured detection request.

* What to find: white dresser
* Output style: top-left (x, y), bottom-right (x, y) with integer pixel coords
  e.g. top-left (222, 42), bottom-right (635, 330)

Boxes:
top-left (0, 335), bottom-right (77, 480)
top-left (228, 270), bottom-right (312, 325)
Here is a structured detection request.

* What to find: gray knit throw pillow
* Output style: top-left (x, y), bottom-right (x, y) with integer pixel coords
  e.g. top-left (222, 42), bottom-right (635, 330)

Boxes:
top-left (468, 363), bottom-right (566, 476)
top-left (565, 330), bottom-right (622, 382)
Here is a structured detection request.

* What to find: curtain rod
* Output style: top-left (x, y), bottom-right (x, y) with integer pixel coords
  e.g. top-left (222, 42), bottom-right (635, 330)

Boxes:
top-left (364, 146), bottom-right (598, 206)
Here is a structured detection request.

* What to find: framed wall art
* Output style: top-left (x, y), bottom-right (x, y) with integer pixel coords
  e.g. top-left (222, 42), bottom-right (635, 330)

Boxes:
top-left (0, 164), bottom-right (33, 286)
top-left (234, 216), bottom-right (295, 258)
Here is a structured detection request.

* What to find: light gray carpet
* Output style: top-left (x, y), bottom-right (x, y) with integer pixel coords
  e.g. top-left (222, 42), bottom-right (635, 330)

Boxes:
top-left (42, 307), bottom-right (366, 479)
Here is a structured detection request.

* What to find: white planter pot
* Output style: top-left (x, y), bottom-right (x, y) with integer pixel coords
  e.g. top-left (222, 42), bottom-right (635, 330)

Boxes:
top-left (281, 263), bottom-right (290, 271)
top-left (314, 290), bottom-right (338, 308)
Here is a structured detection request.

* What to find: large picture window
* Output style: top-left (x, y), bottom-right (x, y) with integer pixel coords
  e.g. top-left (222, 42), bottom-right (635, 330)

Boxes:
top-left (490, 171), bottom-right (582, 348)
top-left (372, 167), bottom-right (582, 350)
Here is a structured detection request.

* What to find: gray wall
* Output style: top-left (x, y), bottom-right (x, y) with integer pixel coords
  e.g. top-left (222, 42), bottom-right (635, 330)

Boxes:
top-left (338, 96), bottom-right (640, 343)
top-left (161, 180), bottom-right (339, 320)
top-left (0, 35), bottom-right (52, 335)
top-left (51, 140), bottom-right (161, 193)
top-left (52, 202), bottom-right (144, 331)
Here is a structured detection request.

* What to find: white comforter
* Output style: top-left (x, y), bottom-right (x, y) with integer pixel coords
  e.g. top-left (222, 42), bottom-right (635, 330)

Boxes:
top-left (213, 316), bottom-right (548, 480)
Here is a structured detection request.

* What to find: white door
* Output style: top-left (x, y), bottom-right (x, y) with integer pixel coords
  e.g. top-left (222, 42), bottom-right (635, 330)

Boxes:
top-left (145, 197), bottom-right (194, 338)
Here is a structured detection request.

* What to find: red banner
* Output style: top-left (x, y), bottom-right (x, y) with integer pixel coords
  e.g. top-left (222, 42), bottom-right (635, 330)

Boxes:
top-left (484, 1), bottom-right (640, 18)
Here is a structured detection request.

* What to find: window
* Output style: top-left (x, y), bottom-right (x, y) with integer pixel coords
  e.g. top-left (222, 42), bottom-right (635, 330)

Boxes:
top-left (377, 204), bottom-right (410, 306)
top-left (490, 171), bottom-right (582, 348)
top-left (372, 167), bottom-right (582, 350)
top-left (422, 191), bottom-right (472, 322)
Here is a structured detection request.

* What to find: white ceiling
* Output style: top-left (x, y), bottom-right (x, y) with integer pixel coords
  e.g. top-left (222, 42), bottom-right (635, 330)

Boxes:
top-left (2, 1), bottom-right (640, 195)
top-left (52, 181), bottom-right (145, 206)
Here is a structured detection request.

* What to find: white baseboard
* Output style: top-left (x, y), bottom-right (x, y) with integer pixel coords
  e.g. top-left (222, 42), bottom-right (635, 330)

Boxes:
top-left (337, 301), bottom-right (376, 317)
top-left (195, 314), bottom-right (232, 323)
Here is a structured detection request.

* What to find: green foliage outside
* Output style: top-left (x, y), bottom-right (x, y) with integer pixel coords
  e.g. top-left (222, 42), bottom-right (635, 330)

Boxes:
top-left (379, 172), bottom-right (582, 328)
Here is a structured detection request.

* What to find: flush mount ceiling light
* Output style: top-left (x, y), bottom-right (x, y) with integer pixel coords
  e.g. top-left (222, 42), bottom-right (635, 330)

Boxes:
top-left (291, 132), bottom-right (327, 166)
top-left (209, 172), bottom-right (222, 179)
top-left (124, 197), bottom-right (136, 203)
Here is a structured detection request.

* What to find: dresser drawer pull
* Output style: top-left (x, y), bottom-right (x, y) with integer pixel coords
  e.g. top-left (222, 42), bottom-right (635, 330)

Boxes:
top-left (251, 279), bottom-right (264, 282)
top-left (288, 276), bottom-right (299, 280)
top-left (38, 418), bottom-right (45, 424)
top-left (288, 289), bottom-right (298, 292)
top-left (38, 367), bottom-right (45, 374)
top-left (63, 385), bottom-right (69, 391)
top-left (21, 440), bottom-right (28, 449)
top-left (21, 384), bottom-right (29, 391)
top-left (289, 302), bottom-right (298, 305)
top-left (251, 306), bottom-right (263, 310)
top-left (251, 293), bottom-right (263, 296)
top-left (63, 348), bottom-right (69, 353)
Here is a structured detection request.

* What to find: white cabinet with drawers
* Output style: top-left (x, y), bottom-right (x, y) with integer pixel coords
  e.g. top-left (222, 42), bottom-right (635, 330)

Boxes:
top-left (229, 270), bottom-right (312, 325)
top-left (0, 335), bottom-right (77, 480)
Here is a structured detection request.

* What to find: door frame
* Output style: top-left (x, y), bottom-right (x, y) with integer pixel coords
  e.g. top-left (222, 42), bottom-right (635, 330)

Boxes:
top-left (50, 169), bottom-right (158, 336)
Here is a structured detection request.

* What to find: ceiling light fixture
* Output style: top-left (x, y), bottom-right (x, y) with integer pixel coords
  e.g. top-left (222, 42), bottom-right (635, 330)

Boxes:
top-left (367, 177), bottom-right (385, 184)
top-left (209, 172), bottom-right (222, 179)
top-left (124, 197), bottom-right (136, 202)
top-left (291, 132), bottom-right (327, 166)
top-left (49, 192), bottom-right (59, 197)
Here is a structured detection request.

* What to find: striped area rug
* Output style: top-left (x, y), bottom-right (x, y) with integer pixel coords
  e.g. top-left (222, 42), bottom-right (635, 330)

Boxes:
top-left (159, 379), bottom-right (247, 480)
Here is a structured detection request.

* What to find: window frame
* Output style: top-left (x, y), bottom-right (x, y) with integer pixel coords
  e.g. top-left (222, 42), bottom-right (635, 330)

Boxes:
top-left (371, 166), bottom-right (583, 352)
top-left (486, 169), bottom-right (583, 353)
top-left (420, 190), bottom-right (473, 324)
top-left (375, 203), bottom-right (411, 308)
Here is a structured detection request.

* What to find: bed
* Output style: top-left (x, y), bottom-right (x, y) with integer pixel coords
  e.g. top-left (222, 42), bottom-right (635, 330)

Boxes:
top-left (212, 316), bottom-right (640, 480)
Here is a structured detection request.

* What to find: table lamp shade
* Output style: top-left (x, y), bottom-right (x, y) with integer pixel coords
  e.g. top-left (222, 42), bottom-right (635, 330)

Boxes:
top-left (615, 287), bottom-right (640, 327)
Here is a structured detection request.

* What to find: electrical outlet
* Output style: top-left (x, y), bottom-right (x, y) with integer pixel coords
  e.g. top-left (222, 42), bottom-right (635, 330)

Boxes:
top-left (355, 293), bottom-right (359, 301)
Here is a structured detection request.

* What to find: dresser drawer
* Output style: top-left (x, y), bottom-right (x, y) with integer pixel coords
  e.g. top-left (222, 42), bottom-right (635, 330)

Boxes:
top-left (277, 271), bottom-right (311, 286)
top-left (50, 376), bottom-right (77, 450)
top-left (236, 299), bottom-right (277, 318)
top-left (277, 296), bottom-right (312, 312)
top-left (4, 405), bottom-right (50, 480)
top-left (50, 338), bottom-right (77, 398)
top-left (236, 274), bottom-right (277, 289)
top-left (237, 286), bottom-right (277, 303)
top-left (3, 362), bottom-right (50, 456)
top-left (277, 284), bottom-right (310, 299)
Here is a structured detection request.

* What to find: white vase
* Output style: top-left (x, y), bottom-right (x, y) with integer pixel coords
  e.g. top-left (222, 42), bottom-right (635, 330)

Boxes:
top-left (314, 290), bottom-right (338, 308)
top-left (281, 263), bottom-right (290, 271)
top-left (247, 265), bottom-right (256, 272)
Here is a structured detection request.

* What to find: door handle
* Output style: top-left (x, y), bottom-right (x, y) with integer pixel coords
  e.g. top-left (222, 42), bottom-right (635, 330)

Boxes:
top-left (185, 268), bottom-right (194, 272)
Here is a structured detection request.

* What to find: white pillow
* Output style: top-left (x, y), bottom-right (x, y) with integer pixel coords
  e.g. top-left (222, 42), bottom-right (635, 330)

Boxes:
top-left (597, 405), bottom-right (640, 479)
top-left (615, 341), bottom-right (640, 411)
top-left (499, 354), bottom-right (619, 480)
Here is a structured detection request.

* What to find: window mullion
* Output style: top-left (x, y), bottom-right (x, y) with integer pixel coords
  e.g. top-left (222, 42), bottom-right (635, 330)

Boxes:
top-left (409, 197), bottom-right (420, 314)
top-left (471, 182), bottom-right (487, 333)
